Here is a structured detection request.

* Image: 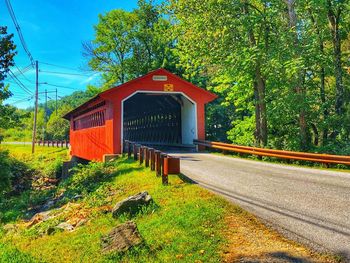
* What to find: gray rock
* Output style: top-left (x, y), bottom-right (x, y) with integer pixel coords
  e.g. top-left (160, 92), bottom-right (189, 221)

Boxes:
top-left (72, 194), bottom-right (83, 201)
top-left (26, 211), bottom-right (55, 228)
top-left (101, 221), bottom-right (142, 253)
top-left (112, 191), bottom-right (152, 218)
top-left (56, 222), bottom-right (74, 232)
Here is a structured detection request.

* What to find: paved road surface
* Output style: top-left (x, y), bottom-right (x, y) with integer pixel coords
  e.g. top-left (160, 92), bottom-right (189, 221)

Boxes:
top-left (173, 153), bottom-right (350, 259)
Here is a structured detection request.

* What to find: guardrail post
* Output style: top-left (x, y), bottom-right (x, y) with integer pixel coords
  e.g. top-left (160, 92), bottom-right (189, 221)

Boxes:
top-left (145, 147), bottom-right (150, 167)
top-left (133, 144), bottom-right (138, 161)
top-left (162, 154), bottom-right (169, 185)
top-left (155, 150), bottom-right (161, 176)
top-left (139, 146), bottom-right (144, 165)
top-left (128, 142), bottom-right (133, 159)
top-left (150, 148), bottom-right (155, 171)
top-left (124, 141), bottom-right (129, 154)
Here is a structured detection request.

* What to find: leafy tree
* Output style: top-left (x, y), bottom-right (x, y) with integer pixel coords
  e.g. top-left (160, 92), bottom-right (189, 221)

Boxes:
top-left (83, 0), bottom-right (176, 87)
top-left (0, 26), bottom-right (17, 132)
top-left (169, 0), bottom-right (350, 153)
top-left (0, 26), bottom-right (16, 101)
top-left (0, 150), bottom-right (11, 197)
top-left (46, 105), bottom-right (73, 140)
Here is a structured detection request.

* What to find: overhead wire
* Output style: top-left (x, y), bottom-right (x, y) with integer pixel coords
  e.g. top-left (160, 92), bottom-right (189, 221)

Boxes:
top-left (41, 82), bottom-right (81, 90)
top-left (39, 61), bottom-right (87, 72)
top-left (6, 96), bottom-right (33, 105)
top-left (5, 0), bottom-right (35, 67)
top-left (39, 70), bottom-right (93, 77)
top-left (7, 69), bottom-right (33, 95)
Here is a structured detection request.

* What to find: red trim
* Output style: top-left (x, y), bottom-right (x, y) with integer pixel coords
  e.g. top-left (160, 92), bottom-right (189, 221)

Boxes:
top-left (64, 68), bottom-right (217, 119)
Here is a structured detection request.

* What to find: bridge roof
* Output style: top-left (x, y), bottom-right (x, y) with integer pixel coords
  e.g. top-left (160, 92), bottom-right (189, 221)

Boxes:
top-left (63, 68), bottom-right (217, 120)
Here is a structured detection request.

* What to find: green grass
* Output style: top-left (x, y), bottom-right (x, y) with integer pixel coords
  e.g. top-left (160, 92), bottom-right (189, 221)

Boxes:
top-left (0, 157), bottom-right (228, 262)
top-left (0, 145), bottom-right (69, 223)
top-left (0, 145), bottom-right (342, 263)
top-left (0, 144), bottom-right (69, 177)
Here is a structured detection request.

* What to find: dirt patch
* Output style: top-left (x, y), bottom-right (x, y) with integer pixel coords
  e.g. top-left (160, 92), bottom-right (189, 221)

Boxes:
top-left (221, 208), bottom-right (340, 263)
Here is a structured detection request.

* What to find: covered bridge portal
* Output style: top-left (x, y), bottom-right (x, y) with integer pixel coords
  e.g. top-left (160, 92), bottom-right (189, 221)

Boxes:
top-left (63, 69), bottom-right (217, 161)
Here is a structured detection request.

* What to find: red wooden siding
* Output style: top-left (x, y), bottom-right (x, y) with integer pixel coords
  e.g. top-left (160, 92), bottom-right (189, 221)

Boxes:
top-left (65, 68), bottom-right (217, 161)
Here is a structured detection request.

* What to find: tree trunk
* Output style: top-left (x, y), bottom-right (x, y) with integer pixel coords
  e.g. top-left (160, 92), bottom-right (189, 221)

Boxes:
top-left (285, 0), bottom-right (308, 150)
top-left (256, 66), bottom-right (268, 146)
top-left (244, 2), bottom-right (268, 147)
top-left (309, 8), bottom-right (328, 145)
top-left (311, 123), bottom-right (319, 146)
top-left (327, 1), bottom-right (344, 117)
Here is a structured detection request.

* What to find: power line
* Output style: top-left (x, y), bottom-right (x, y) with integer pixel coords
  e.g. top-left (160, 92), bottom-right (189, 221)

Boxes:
top-left (7, 96), bottom-right (33, 105)
top-left (39, 70), bottom-right (93, 77)
top-left (14, 65), bottom-right (34, 83)
top-left (41, 82), bottom-right (81, 90)
top-left (12, 64), bottom-right (33, 77)
top-left (39, 61), bottom-right (86, 72)
top-left (8, 70), bottom-right (33, 94)
top-left (5, 0), bottom-right (35, 67)
top-left (8, 69), bottom-right (33, 95)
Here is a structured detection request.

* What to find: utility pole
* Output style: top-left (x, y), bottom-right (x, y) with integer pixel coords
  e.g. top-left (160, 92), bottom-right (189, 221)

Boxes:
top-left (55, 88), bottom-right (57, 115)
top-left (44, 89), bottom-right (47, 141)
top-left (31, 60), bottom-right (39, 154)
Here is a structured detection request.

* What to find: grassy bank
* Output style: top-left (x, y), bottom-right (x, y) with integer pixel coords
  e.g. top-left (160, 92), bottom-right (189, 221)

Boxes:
top-left (0, 146), bottom-right (341, 262)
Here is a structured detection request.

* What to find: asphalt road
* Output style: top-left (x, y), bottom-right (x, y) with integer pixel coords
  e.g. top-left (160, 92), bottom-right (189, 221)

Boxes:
top-left (173, 153), bottom-right (350, 259)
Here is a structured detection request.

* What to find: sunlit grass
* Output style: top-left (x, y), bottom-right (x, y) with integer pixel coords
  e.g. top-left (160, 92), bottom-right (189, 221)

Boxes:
top-left (0, 146), bottom-right (343, 263)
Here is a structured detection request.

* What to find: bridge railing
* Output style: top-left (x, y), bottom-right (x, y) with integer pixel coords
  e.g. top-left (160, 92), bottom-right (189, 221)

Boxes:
top-left (123, 140), bottom-right (180, 185)
top-left (194, 139), bottom-right (350, 166)
top-left (36, 140), bottom-right (70, 148)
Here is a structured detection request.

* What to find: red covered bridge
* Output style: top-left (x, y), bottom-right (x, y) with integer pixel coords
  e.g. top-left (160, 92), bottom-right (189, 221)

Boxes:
top-left (63, 69), bottom-right (217, 161)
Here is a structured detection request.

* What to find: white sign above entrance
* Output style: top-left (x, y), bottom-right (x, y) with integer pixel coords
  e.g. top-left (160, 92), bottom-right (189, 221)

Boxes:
top-left (152, 75), bottom-right (168, 81)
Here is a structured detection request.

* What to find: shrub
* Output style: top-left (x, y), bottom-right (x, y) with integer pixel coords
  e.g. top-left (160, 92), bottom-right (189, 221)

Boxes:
top-left (43, 157), bottom-right (63, 178)
top-left (0, 150), bottom-right (11, 197)
top-left (60, 161), bottom-right (116, 197)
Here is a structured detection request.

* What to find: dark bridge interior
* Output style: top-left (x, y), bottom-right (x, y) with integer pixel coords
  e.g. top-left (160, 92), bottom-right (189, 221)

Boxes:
top-left (123, 93), bottom-right (183, 145)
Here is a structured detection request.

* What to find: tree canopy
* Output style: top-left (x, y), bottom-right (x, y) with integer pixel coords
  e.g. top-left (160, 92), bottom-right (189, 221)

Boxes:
top-left (3, 0), bottom-right (350, 155)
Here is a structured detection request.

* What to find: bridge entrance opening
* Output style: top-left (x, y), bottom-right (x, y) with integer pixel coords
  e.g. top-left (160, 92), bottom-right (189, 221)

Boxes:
top-left (122, 92), bottom-right (196, 149)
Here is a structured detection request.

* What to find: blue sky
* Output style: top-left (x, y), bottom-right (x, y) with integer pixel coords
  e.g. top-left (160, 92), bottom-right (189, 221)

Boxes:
top-left (1, 0), bottom-right (139, 108)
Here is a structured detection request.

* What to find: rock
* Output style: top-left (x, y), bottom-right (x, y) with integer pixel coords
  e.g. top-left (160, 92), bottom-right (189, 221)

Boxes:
top-left (101, 221), bottom-right (142, 253)
top-left (112, 191), bottom-right (152, 218)
top-left (72, 194), bottom-right (83, 201)
top-left (56, 222), bottom-right (74, 232)
top-left (26, 211), bottom-right (54, 228)
top-left (41, 193), bottom-right (65, 211)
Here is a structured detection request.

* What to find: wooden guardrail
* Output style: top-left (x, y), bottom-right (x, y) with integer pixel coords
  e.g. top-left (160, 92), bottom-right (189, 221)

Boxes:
top-left (124, 140), bottom-right (180, 185)
top-left (194, 139), bottom-right (350, 166)
top-left (36, 140), bottom-right (69, 148)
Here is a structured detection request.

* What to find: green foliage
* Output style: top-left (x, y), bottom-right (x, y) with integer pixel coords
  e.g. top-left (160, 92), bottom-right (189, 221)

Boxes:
top-left (0, 26), bottom-right (16, 102)
top-left (169, 0), bottom-right (350, 153)
top-left (227, 116), bottom-right (255, 146)
top-left (60, 161), bottom-right (116, 197)
top-left (0, 243), bottom-right (39, 263)
top-left (0, 150), bottom-right (11, 197)
top-left (0, 149), bottom-right (230, 262)
top-left (84, 0), bottom-right (177, 86)
top-left (46, 105), bottom-right (72, 140)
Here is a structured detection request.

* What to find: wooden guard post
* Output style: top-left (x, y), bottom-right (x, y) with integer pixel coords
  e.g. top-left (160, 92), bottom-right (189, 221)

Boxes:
top-left (162, 154), bottom-right (169, 185)
top-left (150, 148), bottom-right (155, 171)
